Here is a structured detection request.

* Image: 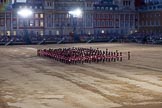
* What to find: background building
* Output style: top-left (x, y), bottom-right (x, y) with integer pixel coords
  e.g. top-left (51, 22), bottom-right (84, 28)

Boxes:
top-left (0, 0), bottom-right (141, 37)
top-left (0, 0), bottom-right (12, 36)
top-left (94, 0), bottom-right (138, 35)
top-left (43, 0), bottom-right (95, 36)
top-left (12, 0), bottom-right (44, 36)
top-left (138, 1), bottom-right (162, 33)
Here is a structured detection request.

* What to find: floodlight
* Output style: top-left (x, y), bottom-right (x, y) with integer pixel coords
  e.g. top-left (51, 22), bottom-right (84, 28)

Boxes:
top-left (17, 8), bottom-right (33, 18)
top-left (69, 8), bottom-right (83, 18)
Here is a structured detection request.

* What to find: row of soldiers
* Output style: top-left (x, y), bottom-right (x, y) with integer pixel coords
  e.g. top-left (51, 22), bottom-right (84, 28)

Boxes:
top-left (37, 47), bottom-right (123, 64)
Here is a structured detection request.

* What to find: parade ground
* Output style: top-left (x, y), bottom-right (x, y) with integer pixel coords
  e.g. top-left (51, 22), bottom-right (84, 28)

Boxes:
top-left (0, 43), bottom-right (162, 108)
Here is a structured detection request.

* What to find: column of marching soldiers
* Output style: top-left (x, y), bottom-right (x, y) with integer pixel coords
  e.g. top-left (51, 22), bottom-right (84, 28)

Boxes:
top-left (37, 47), bottom-right (123, 64)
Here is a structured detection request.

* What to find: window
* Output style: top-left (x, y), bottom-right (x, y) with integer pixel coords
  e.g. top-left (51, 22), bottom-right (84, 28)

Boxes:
top-left (115, 14), bottom-right (119, 19)
top-left (40, 31), bottom-right (43, 36)
top-left (125, 21), bottom-right (129, 27)
top-left (110, 21), bottom-right (113, 27)
top-left (35, 20), bottom-right (39, 27)
top-left (56, 30), bottom-right (59, 35)
top-left (97, 21), bottom-right (99, 27)
top-left (49, 31), bottom-right (52, 35)
top-left (101, 7), bottom-right (104, 10)
top-left (35, 14), bottom-right (39, 18)
top-left (120, 14), bottom-right (124, 20)
top-left (130, 14), bottom-right (134, 19)
top-left (13, 31), bottom-right (16, 36)
top-left (29, 20), bottom-right (34, 27)
top-left (151, 20), bottom-right (154, 26)
top-left (13, 20), bottom-right (17, 27)
top-left (156, 20), bottom-right (160, 26)
top-left (128, 1), bottom-right (130, 6)
top-left (47, 2), bottom-right (52, 7)
top-left (102, 21), bottom-right (105, 26)
top-left (0, 31), bottom-right (4, 36)
top-left (47, 22), bottom-right (52, 27)
top-left (19, 19), bottom-right (23, 27)
top-left (115, 21), bottom-right (119, 27)
top-left (97, 14), bottom-right (100, 19)
top-left (106, 21), bottom-right (109, 27)
top-left (120, 21), bottom-right (124, 27)
top-left (0, 19), bottom-right (4, 26)
top-left (40, 21), bottom-right (44, 27)
top-left (6, 31), bottom-right (10, 36)
top-left (110, 14), bottom-right (113, 19)
top-left (123, 0), bottom-right (131, 6)
top-left (40, 14), bottom-right (44, 18)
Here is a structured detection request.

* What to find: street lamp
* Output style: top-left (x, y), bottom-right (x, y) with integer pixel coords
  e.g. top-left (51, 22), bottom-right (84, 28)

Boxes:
top-left (69, 8), bottom-right (83, 42)
top-left (17, 8), bottom-right (33, 44)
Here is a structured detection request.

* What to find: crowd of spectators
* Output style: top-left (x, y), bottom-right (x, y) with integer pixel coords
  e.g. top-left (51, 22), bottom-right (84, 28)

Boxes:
top-left (0, 32), bottom-right (162, 45)
top-left (0, 35), bottom-right (25, 45)
top-left (128, 32), bottom-right (162, 44)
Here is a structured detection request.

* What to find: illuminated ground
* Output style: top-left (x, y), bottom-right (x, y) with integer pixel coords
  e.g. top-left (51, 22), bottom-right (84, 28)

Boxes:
top-left (0, 43), bottom-right (162, 108)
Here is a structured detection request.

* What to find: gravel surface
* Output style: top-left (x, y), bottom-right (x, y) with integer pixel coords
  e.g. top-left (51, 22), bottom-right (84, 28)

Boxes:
top-left (0, 43), bottom-right (162, 108)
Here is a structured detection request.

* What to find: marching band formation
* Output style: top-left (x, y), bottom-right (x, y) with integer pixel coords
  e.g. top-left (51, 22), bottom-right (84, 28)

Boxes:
top-left (37, 47), bottom-right (123, 64)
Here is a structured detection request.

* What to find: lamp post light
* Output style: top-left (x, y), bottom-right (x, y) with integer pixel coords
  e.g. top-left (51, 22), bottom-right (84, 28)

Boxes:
top-left (17, 8), bottom-right (33, 44)
top-left (69, 8), bottom-right (83, 42)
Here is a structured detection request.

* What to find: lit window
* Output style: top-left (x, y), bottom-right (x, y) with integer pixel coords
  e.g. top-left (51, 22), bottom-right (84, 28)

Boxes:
top-left (56, 30), bottom-right (59, 35)
top-left (67, 14), bottom-right (69, 18)
top-left (40, 31), bottom-right (43, 36)
top-left (35, 14), bottom-right (39, 18)
top-left (29, 20), bottom-right (34, 26)
top-left (40, 14), bottom-right (44, 18)
top-left (7, 31), bottom-right (10, 36)
top-left (40, 21), bottom-right (44, 27)
top-left (13, 31), bottom-right (16, 36)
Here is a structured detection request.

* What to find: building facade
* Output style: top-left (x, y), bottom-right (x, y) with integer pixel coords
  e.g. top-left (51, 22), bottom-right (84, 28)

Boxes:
top-left (94, 0), bottom-right (138, 35)
top-left (12, 0), bottom-right (44, 36)
top-left (138, 2), bottom-right (162, 33)
top-left (0, 0), bottom-right (140, 37)
top-left (43, 0), bottom-right (95, 36)
top-left (0, 0), bottom-right (12, 36)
